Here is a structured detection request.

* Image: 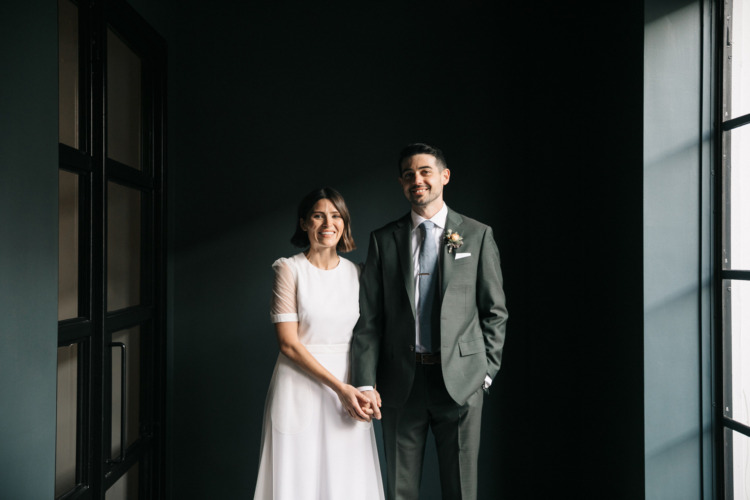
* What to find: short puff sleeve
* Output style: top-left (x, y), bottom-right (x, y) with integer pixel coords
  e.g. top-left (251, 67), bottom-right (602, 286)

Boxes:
top-left (270, 259), bottom-right (298, 323)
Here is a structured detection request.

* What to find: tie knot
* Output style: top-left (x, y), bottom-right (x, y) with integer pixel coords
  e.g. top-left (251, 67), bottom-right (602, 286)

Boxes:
top-left (420, 220), bottom-right (436, 234)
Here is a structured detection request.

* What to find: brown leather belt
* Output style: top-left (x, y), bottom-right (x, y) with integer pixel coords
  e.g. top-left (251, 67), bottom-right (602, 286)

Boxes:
top-left (415, 352), bottom-right (441, 365)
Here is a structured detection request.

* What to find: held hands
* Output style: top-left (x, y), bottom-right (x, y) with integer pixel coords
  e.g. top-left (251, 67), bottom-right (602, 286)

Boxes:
top-left (337, 384), bottom-right (376, 422)
top-left (361, 389), bottom-right (382, 421)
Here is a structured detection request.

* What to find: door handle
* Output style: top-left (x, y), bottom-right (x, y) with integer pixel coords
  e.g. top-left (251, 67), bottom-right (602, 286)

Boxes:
top-left (107, 342), bottom-right (127, 465)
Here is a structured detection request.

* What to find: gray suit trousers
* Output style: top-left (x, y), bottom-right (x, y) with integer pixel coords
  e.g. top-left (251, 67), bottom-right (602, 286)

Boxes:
top-left (381, 364), bottom-right (484, 500)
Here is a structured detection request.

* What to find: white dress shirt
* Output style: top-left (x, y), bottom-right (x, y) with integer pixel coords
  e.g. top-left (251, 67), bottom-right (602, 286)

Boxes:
top-left (410, 203), bottom-right (448, 353)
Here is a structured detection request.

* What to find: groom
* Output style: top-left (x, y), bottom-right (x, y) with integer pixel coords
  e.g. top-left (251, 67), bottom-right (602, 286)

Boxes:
top-left (352, 143), bottom-right (508, 499)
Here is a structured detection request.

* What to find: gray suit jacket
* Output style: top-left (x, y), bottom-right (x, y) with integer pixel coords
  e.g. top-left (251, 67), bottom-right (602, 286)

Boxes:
top-left (352, 208), bottom-right (508, 406)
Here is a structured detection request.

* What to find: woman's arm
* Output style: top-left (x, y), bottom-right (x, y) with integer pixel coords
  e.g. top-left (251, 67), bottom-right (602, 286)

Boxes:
top-left (275, 321), bottom-right (373, 422)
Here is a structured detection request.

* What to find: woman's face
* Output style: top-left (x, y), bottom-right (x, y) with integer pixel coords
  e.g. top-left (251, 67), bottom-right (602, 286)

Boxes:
top-left (301, 198), bottom-right (345, 251)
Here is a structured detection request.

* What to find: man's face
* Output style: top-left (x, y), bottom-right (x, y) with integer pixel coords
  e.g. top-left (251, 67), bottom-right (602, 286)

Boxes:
top-left (398, 154), bottom-right (451, 209)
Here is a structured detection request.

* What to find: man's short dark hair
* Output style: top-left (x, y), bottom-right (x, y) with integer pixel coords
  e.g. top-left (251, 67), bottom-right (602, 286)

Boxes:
top-left (398, 143), bottom-right (447, 174)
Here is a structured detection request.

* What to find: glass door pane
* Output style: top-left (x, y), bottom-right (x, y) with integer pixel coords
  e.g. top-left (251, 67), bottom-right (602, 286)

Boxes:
top-left (725, 0), bottom-right (750, 119)
top-left (58, 0), bottom-right (79, 149)
top-left (59, 170), bottom-right (79, 320)
top-left (724, 279), bottom-right (750, 427)
top-left (725, 429), bottom-right (750, 500)
top-left (107, 29), bottom-right (142, 170)
top-left (110, 326), bottom-right (141, 458)
top-left (105, 463), bottom-right (139, 500)
top-left (55, 344), bottom-right (79, 497)
top-left (107, 182), bottom-right (141, 311)
top-left (726, 126), bottom-right (750, 270)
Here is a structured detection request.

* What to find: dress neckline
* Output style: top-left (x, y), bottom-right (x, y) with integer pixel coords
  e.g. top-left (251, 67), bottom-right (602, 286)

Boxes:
top-left (301, 252), bottom-right (342, 271)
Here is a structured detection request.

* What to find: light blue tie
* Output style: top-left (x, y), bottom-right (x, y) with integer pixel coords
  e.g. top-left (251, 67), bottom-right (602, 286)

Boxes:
top-left (418, 221), bottom-right (439, 353)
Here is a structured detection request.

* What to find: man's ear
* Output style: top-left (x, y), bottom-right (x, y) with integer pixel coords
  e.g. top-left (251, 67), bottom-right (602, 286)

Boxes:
top-left (441, 168), bottom-right (451, 185)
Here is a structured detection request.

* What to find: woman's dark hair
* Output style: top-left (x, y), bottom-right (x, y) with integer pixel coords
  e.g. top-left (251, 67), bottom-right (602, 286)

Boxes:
top-left (397, 142), bottom-right (447, 174)
top-left (290, 187), bottom-right (356, 252)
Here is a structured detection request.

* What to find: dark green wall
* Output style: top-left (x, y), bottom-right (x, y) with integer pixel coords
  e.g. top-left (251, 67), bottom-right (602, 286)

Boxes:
top-left (0, 2), bottom-right (59, 499)
top-left (168, 1), bottom-right (645, 498)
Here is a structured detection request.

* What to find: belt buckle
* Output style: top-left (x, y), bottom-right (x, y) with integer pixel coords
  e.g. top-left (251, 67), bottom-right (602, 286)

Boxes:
top-left (417, 352), bottom-right (440, 365)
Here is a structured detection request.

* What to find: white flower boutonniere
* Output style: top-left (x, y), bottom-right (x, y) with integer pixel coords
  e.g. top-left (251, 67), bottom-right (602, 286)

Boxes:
top-left (444, 229), bottom-right (464, 253)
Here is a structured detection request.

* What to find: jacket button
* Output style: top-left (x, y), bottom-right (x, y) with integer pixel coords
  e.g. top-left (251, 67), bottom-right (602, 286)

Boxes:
top-left (409, 345), bottom-right (415, 352)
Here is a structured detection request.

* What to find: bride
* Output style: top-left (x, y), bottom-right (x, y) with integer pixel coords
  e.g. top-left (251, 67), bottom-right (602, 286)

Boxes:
top-left (253, 187), bottom-right (384, 500)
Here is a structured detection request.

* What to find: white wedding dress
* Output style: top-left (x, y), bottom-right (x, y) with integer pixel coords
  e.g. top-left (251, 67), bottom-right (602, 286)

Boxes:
top-left (253, 253), bottom-right (384, 500)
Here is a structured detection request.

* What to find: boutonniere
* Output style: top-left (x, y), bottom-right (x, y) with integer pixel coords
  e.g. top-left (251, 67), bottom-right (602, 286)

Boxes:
top-left (444, 229), bottom-right (464, 253)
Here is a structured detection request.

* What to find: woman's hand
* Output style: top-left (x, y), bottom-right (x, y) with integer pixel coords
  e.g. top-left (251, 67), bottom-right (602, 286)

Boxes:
top-left (336, 384), bottom-right (375, 422)
top-left (361, 388), bottom-right (382, 420)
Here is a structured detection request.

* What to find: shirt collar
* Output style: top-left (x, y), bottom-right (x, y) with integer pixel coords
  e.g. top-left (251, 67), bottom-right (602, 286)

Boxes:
top-left (411, 202), bottom-right (449, 232)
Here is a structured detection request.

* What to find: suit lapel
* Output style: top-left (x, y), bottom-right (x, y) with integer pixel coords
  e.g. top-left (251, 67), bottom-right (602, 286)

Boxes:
top-left (393, 214), bottom-right (416, 318)
top-left (441, 209), bottom-right (464, 297)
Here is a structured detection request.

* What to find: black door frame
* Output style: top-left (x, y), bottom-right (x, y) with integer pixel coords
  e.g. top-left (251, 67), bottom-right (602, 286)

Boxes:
top-left (57, 0), bottom-right (167, 498)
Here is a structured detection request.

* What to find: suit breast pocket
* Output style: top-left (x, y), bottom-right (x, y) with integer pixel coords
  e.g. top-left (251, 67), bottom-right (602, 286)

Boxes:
top-left (453, 256), bottom-right (474, 266)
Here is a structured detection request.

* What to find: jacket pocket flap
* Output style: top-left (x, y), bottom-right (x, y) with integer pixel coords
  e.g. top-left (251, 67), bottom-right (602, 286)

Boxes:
top-left (459, 338), bottom-right (484, 356)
